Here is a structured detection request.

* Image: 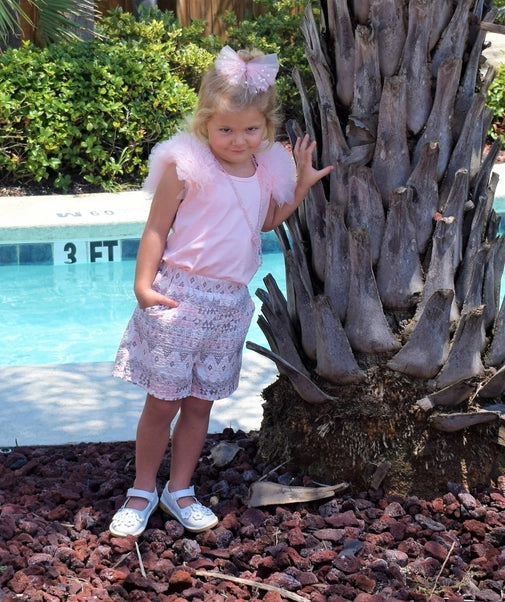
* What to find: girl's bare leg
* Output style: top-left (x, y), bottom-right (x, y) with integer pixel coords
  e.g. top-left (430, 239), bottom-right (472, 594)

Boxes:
top-left (127, 393), bottom-right (180, 510)
top-left (168, 395), bottom-right (214, 508)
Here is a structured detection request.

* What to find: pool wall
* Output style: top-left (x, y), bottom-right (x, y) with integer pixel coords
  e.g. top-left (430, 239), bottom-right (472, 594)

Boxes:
top-left (494, 196), bottom-right (505, 234)
top-left (0, 190), bottom-right (282, 266)
top-left (4, 185), bottom-right (503, 266)
top-left (0, 191), bottom-right (150, 266)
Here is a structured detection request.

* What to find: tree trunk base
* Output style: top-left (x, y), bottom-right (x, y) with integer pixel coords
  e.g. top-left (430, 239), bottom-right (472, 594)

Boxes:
top-left (258, 370), bottom-right (505, 498)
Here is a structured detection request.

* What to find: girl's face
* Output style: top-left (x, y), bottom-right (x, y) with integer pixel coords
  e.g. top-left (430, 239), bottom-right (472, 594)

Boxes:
top-left (206, 108), bottom-right (266, 175)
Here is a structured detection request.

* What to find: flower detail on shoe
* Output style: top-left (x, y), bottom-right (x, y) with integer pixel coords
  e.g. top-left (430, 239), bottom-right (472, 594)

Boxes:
top-left (159, 482), bottom-right (218, 532)
top-left (109, 487), bottom-right (159, 537)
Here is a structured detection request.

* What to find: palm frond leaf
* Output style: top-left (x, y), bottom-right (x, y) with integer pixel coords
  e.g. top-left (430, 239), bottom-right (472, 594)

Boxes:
top-left (0, 0), bottom-right (99, 46)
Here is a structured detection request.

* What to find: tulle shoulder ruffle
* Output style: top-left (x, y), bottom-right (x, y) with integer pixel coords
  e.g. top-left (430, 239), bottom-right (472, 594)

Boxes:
top-left (143, 133), bottom-right (217, 194)
top-left (256, 142), bottom-right (296, 207)
top-left (143, 134), bottom-right (296, 206)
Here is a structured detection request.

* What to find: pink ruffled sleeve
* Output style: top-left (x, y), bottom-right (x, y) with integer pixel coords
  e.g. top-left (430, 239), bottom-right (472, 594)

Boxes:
top-left (143, 133), bottom-right (216, 195)
top-left (256, 142), bottom-right (296, 207)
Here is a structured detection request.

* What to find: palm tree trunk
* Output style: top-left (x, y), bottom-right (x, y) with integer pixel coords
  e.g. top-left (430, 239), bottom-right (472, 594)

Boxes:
top-left (251, 0), bottom-right (505, 496)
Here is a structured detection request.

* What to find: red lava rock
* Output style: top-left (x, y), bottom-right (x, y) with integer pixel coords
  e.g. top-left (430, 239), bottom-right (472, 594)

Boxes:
top-left (173, 538), bottom-right (201, 562)
top-left (349, 571), bottom-right (377, 593)
top-left (250, 552), bottom-right (276, 573)
top-left (385, 549), bottom-right (408, 567)
top-left (219, 511), bottom-right (240, 531)
top-left (168, 568), bottom-right (195, 591)
top-left (446, 501), bottom-right (461, 517)
top-left (164, 519), bottom-right (186, 540)
top-left (187, 557), bottom-right (215, 571)
top-left (325, 508), bottom-right (362, 528)
top-left (284, 546), bottom-right (311, 571)
top-left (424, 539), bottom-right (451, 561)
top-left (383, 501), bottom-right (406, 518)
top-left (463, 518), bottom-right (488, 538)
top-left (312, 528), bottom-right (345, 542)
top-left (287, 566), bottom-right (318, 586)
top-left (354, 594), bottom-right (375, 602)
top-left (458, 492), bottom-right (478, 510)
top-left (286, 526), bottom-right (305, 547)
top-left (100, 565), bottom-right (130, 582)
top-left (431, 497), bottom-right (445, 513)
top-left (410, 555), bottom-right (441, 578)
top-left (239, 507), bottom-right (265, 527)
top-left (8, 571), bottom-right (30, 594)
top-left (490, 491), bottom-right (505, 509)
top-left (364, 530), bottom-right (395, 548)
top-left (46, 504), bottom-right (73, 521)
top-left (263, 592), bottom-right (283, 602)
top-left (26, 552), bottom-right (54, 566)
top-left (0, 517), bottom-right (16, 541)
top-left (308, 548), bottom-right (338, 564)
top-left (389, 519), bottom-right (408, 541)
top-left (3, 433), bottom-right (505, 601)
top-left (109, 534), bottom-right (137, 554)
top-left (264, 570), bottom-right (301, 591)
top-left (333, 554), bottom-right (362, 574)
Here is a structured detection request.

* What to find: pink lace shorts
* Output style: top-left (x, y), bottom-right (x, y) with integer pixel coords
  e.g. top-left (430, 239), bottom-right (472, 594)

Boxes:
top-left (113, 263), bottom-right (255, 401)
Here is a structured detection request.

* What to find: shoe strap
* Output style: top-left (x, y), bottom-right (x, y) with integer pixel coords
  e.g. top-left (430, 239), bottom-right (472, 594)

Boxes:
top-left (126, 487), bottom-right (157, 502)
top-left (170, 485), bottom-right (195, 501)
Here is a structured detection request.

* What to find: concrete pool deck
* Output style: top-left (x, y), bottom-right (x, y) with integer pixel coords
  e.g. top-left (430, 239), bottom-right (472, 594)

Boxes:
top-left (0, 353), bottom-right (278, 447)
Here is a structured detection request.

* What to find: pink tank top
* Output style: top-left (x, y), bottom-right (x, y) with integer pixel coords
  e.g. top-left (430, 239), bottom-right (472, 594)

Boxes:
top-left (143, 133), bottom-right (296, 285)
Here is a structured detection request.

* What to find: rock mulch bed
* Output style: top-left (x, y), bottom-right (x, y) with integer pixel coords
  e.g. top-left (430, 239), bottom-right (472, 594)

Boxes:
top-left (1, 428), bottom-right (505, 601)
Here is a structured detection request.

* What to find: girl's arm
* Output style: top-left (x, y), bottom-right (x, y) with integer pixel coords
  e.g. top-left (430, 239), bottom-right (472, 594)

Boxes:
top-left (262, 134), bottom-right (334, 232)
top-left (134, 163), bottom-right (185, 309)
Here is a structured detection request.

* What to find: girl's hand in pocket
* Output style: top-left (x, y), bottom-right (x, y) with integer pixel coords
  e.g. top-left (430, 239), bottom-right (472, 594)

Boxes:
top-left (136, 288), bottom-right (179, 310)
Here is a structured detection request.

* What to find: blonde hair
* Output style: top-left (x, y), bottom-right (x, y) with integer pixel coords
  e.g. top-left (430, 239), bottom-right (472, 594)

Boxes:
top-left (189, 48), bottom-right (280, 148)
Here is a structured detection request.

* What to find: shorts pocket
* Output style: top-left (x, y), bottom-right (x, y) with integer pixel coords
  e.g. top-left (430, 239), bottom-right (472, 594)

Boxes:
top-left (141, 304), bottom-right (174, 317)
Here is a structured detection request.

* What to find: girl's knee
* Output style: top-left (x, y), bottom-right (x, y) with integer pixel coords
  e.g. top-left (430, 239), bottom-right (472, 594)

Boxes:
top-left (144, 394), bottom-right (180, 419)
top-left (181, 396), bottom-right (213, 418)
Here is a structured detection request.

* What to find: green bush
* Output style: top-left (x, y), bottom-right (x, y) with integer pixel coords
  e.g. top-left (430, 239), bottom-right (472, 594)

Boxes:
top-left (98, 8), bottom-right (220, 89)
top-left (487, 62), bottom-right (505, 145)
top-left (494, 0), bottom-right (505, 24)
top-left (0, 5), bottom-right (309, 192)
top-left (0, 10), bottom-right (213, 191)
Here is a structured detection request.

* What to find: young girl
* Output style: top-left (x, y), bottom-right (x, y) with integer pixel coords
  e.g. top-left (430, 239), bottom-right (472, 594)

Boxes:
top-left (109, 46), bottom-right (333, 537)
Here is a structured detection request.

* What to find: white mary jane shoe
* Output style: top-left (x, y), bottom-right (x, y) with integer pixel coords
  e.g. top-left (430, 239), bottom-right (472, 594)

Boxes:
top-left (159, 482), bottom-right (218, 532)
top-left (109, 487), bottom-right (159, 537)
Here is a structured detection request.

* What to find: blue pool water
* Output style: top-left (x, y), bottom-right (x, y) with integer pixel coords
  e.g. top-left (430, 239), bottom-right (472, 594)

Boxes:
top-left (0, 253), bottom-right (286, 367)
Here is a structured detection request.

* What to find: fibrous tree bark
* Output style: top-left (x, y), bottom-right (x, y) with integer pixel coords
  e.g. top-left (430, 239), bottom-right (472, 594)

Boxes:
top-left (250, 0), bottom-right (505, 496)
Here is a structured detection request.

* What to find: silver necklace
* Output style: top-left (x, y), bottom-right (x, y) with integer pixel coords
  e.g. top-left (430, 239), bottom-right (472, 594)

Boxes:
top-left (219, 157), bottom-right (263, 266)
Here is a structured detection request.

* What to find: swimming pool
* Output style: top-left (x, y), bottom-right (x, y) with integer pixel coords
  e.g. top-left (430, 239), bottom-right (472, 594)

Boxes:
top-left (3, 187), bottom-right (505, 369)
top-left (0, 253), bottom-right (286, 366)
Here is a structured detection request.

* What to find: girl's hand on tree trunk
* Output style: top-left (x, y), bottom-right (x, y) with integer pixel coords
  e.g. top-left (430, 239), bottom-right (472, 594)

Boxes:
top-left (293, 134), bottom-right (334, 194)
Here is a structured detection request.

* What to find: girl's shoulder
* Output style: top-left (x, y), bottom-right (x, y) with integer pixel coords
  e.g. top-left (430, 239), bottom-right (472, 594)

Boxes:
top-left (143, 132), bottom-right (217, 194)
top-left (256, 142), bottom-right (296, 206)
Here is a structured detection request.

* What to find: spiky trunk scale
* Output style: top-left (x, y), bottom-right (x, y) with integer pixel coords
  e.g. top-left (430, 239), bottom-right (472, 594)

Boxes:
top-left (251, 0), bottom-right (505, 495)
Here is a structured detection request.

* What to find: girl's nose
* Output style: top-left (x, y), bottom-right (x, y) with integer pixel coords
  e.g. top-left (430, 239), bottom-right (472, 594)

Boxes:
top-left (233, 132), bottom-right (245, 145)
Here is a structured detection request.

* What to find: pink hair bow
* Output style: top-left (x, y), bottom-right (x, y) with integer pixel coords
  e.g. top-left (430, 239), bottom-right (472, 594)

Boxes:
top-left (214, 45), bottom-right (279, 93)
